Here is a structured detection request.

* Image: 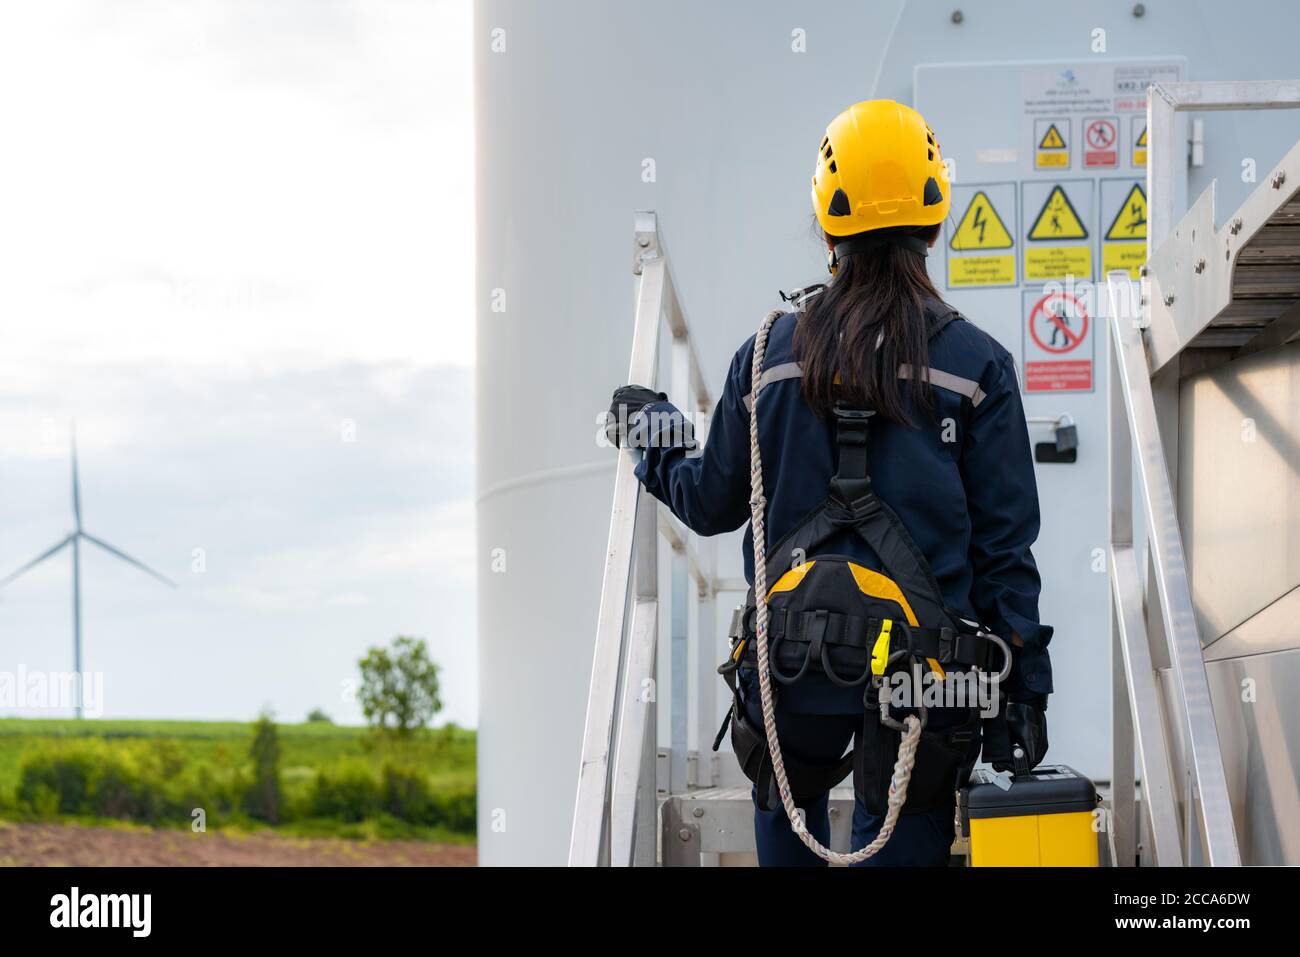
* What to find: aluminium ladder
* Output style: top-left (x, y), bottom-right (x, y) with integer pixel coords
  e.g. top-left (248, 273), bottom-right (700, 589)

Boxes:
top-left (1107, 79), bottom-right (1300, 867)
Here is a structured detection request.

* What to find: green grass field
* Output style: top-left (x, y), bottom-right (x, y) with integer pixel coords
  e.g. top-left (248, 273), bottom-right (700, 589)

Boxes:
top-left (0, 718), bottom-right (476, 842)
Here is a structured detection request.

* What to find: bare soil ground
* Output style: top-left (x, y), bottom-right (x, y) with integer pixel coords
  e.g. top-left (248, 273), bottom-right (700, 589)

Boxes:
top-left (0, 822), bottom-right (476, 867)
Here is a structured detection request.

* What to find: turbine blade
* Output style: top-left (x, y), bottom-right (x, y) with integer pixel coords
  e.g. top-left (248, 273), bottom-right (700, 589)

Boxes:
top-left (71, 421), bottom-right (82, 531)
top-left (81, 533), bottom-right (176, 587)
top-left (0, 535), bottom-right (73, 589)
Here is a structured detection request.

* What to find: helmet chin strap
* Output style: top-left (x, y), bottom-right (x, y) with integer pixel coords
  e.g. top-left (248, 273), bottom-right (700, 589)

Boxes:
top-left (828, 232), bottom-right (930, 274)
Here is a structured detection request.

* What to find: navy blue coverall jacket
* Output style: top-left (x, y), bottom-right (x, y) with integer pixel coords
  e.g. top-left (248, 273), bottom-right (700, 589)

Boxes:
top-left (635, 302), bottom-right (1053, 714)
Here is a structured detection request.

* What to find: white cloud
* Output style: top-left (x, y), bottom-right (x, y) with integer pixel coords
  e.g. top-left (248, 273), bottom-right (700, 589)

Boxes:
top-left (0, 2), bottom-right (477, 725)
top-left (0, 0), bottom-right (473, 370)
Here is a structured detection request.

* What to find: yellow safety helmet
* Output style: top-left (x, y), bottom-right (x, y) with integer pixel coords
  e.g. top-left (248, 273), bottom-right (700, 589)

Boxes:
top-left (811, 99), bottom-right (950, 239)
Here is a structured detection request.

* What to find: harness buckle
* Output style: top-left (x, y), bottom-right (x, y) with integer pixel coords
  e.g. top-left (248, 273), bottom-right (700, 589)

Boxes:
top-left (727, 604), bottom-right (746, 641)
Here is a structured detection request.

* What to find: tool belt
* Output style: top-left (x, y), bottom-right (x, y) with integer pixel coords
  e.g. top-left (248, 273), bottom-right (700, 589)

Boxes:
top-left (727, 600), bottom-right (997, 687)
top-left (713, 307), bottom-right (1009, 815)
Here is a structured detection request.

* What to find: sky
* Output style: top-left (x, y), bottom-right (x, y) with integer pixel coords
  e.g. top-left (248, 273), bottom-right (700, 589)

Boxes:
top-left (0, 1), bottom-right (476, 726)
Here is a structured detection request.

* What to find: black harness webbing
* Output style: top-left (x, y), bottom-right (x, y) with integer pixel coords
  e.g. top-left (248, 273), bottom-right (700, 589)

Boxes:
top-left (714, 302), bottom-right (986, 811)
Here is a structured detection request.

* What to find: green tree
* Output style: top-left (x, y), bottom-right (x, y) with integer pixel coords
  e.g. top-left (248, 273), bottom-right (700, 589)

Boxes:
top-left (305, 707), bottom-right (333, 723)
top-left (357, 636), bottom-right (443, 737)
top-left (244, 711), bottom-right (283, 823)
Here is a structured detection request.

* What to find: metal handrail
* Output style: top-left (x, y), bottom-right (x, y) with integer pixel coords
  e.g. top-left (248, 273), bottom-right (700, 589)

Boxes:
top-left (1108, 79), bottom-right (1300, 867)
top-left (1107, 272), bottom-right (1239, 866)
top-left (569, 212), bottom-right (724, 866)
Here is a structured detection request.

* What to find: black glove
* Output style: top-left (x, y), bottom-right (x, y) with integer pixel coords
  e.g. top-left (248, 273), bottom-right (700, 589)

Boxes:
top-left (606, 385), bottom-right (666, 448)
top-left (982, 697), bottom-right (1049, 775)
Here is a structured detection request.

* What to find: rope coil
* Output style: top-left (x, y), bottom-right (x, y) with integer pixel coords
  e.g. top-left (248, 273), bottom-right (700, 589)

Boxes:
top-left (748, 308), bottom-right (921, 865)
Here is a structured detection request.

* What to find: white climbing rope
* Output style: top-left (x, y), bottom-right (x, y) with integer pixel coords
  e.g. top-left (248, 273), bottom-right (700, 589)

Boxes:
top-left (748, 308), bottom-right (922, 865)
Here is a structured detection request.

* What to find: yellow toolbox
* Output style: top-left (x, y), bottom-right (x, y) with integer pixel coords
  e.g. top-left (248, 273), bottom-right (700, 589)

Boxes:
top-left (959, 765), bottom-right (1100, 867)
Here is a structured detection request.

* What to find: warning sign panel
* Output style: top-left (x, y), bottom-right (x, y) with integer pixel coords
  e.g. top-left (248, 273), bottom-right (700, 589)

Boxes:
top-left (1022, 289), bottom-right (1093, 393)
top-left (1028, 186), bottom-right (1088, 240)
top-left (1083, 116), bottom-right (1118, 168)
top-left (1105, 183), bottom-right (1147, 240)
top-left (1100, 179), bottom-right (1147, 278)
top-left (1034, 119), bottom-right (1070, 169)
top-left (945, 183), bottom-right (1016, 288)
top-left (1131, 116), bottom-right (1147, 167)
top-left (1022, 180), bottom-right (1094, 281)
top-left (951, 191), bottom-right (1014, 250)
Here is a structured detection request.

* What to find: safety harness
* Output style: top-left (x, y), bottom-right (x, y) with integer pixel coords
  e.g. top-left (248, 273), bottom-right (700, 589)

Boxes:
top-left (714, 302), bottom-right (1011, 864)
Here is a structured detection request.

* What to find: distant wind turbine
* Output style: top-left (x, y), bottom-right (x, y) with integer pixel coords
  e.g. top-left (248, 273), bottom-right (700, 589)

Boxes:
top-left (0, 424), bottom-right (175, 718)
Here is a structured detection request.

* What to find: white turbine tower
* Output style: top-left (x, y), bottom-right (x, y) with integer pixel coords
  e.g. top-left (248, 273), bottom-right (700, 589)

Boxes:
top-left (0, 425), bottom-right (175, 718)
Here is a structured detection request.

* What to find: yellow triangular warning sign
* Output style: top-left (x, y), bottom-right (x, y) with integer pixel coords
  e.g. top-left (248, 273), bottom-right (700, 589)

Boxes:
top-left (1038, 124), bottom-right (1066, 150)
top-left (1028, 185), bottom-right (1089, 241)
top-left (1105, 183), bottom-right (1147, 241)
top-left (1136, 126), bottom-right (1147, 147)
top-left (950, 191), bottom-right (1014, 251)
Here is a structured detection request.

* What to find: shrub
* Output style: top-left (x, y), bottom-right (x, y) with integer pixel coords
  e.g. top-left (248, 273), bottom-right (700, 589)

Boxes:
top-left (430, 783), bottom-right (476, 833)
top-left (90, 753), bottom-right (145, 818)
top-left (243, 714), bottom-right (283, 823)
top-left (380, 763), bottom-right (434, 823)
top-left (17, 742), bottom-right (98, 815)
top-left (16, 739), bottom-right (179, 821)
top-left (9, 725), bottom-right (477, 835)
top-left (310, 760), bottom-right (381, 822)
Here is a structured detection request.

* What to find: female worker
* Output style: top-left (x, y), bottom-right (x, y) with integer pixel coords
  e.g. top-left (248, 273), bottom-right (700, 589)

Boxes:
top-left (607, 100), bottom-right (1051, 866)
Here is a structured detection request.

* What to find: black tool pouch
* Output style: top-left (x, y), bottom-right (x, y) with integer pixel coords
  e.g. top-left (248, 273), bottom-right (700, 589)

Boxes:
top-left (854, 708), bottom-right (983, 815)
top-left (725, 697), bottom-right (854, 812)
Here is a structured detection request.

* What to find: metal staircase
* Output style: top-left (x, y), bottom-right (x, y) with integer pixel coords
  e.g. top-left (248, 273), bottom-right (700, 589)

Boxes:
top-left (1107, 80), bottom-right (1300, 867)
top-left (571, 80), bottom-right (1300, 867)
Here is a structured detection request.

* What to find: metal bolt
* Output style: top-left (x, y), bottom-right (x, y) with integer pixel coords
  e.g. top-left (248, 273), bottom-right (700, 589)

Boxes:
top-left (1133, 3), bottom-right (1146, 17)
top-left (677, 827), bottom-right (692, 842)
top-left (1230, 217), bottom-right (1244, 235)
top-left (1164, 293), bottom-right (1176, 306)
top-left (1272, 170), bottom-right (1287, 189)
top-left (1195, 258), bottom-right (1206, 274)
top-left (951, 10), bottom-right (963, 24)
top-left (692, 807), bottom-right (704, 818)
top-left (638, 237), bottom-right (651, 248)
top-left (829, 806), bottom-right (839, 818)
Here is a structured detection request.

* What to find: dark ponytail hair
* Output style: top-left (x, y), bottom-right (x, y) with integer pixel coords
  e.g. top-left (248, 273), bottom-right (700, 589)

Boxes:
top-left (793, 224), bottom-right (946, 427)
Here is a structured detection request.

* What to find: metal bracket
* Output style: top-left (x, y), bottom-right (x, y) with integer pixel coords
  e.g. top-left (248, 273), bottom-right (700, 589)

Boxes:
top-left (633, 209), bottom-right (661, 276)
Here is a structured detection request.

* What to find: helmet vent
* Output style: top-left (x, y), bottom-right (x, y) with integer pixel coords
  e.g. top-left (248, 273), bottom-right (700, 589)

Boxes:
top-left (923, 177), bottom-right (944, 206)
top-left (827, 188), bottom-right (852, 217)
top-left (828, 160), bottom-right (837, 174)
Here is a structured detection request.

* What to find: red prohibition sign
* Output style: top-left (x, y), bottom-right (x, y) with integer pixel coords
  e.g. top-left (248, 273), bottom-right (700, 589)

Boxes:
top-left (1029, 291), bottom-right (1088, 354)
top-left (1086, 118), bottom-right (1116, 149)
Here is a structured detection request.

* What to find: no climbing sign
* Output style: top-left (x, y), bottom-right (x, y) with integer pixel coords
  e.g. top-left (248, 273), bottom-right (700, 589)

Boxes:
top-left (1022, 289), bottom-right (1094, 393)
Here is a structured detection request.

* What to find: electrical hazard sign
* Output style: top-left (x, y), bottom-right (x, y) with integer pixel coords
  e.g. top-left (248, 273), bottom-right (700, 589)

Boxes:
top-left (1101, 180), bottom-right (1147, 278)
top-left (1034, 119), bottom-right (1070, 169)
top-left (1022, 180), bottom-right (1094, 281)
top-left (1131, 117), bottom-right (1147, 167)
top-left (1022, 289), bottom-right (1093, 393)
top-left (945, 183), bottom-right (1016, 288)
top-left (951, 191), bottom-right (1014, 249)
top-left (1083, 116), bottom-right (1118, 168)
